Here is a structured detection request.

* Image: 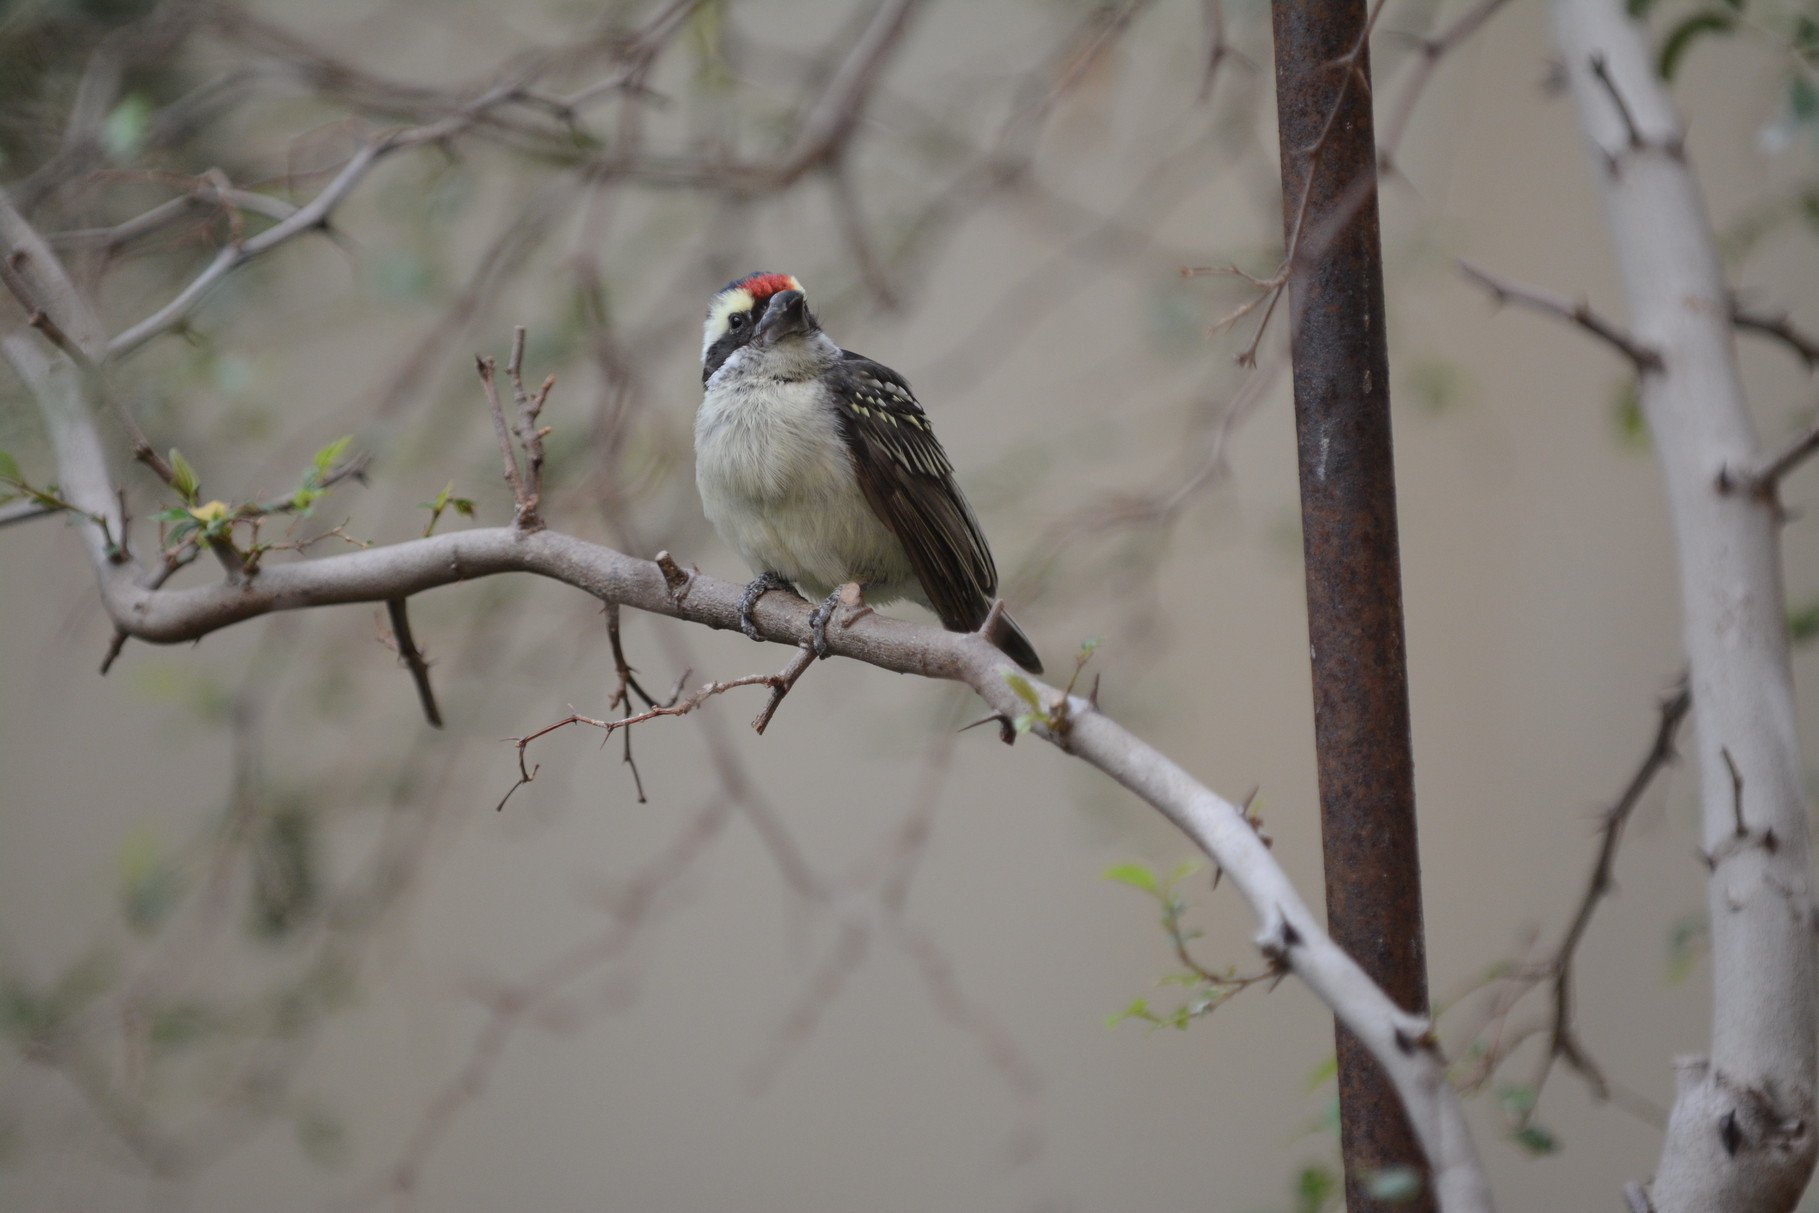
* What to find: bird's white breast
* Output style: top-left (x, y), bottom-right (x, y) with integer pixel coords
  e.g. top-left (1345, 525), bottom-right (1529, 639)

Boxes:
top-left (695, 351), bottom-right (920, 604)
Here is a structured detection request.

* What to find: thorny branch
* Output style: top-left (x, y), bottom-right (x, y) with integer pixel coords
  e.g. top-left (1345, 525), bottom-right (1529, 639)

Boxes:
top-left (383, 598), bottom-right (444, 729)
top-left (1190, 0), bottom-right (1508, 366)
top-left (1377, 0), bottom-right (1515, 177)
top-left (1718, 409), bottom-right (1819, 501)
top-left (496, 644), bottom-right (816, 812)
top-left (7, 305), bottom-right (1493, 1201)
top-left (1458, 259), bottom-right (1664, 372)
top-left (1456, 682), bottom-right (1690, 1130)
top-left (0, 3), bottom-right (1528, 1202)
top-left (1732, 299), bottom-right (1819, 372)
top-left (601, 601), bottom-right (686, 803)
top-left (475, 352), bottom-right (543, 532)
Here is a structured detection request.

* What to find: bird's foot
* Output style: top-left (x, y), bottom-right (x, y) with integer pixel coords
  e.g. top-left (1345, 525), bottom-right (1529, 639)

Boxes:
top-left (738, 572), bottom-right (797, 642)
top-left (809, 582), bottom-right (871, 659)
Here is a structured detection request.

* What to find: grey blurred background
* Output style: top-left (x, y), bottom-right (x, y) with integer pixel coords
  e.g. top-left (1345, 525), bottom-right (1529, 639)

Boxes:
top-left (1, 0), bottom-right (1816, 1209)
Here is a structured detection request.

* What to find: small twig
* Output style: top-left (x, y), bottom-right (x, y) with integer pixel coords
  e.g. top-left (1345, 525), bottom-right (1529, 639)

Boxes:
top-left (385, 597), bottom-right (444, 729)
top-left (1377, 0), bottom-right (1514, 176)
top-left (1720, 746), bottom-right (1745, 837)
top-left (1464, 681), bottom-right (1688, 1126)
top-left (1732, 299), bottom-right (1819, 371)
top-left (500, 658), bottom-right (815, 809)
top-left (1588, 53), bottom-right (1643, 150)
top-left (1197, 0), bottom-right (1242, 101)
top-left (1460, 259), bottom-right (1663, 372)
top-left (751, 645), bottom-right (816, 735)
top-left (112, 400), bottom-right (179, 489)
top-left (604, 602), bottom-right (677, 803)
top-left (0, 499), bottom-right (59, 528)
top-left (474, 354), bottom-right (535, 528)
top-left (1196, 0), bottom-right (1389, 366)
top-left (1718, 412), bottom-right (1819, 499)
top-left (505, 326), bottom-right (552, 527)
top-left (25, 309), bottom-right (96, 370)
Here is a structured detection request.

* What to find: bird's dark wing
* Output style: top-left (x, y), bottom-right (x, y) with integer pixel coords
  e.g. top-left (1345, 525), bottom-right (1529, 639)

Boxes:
top-left (829, 352), bottom-right (998, 632)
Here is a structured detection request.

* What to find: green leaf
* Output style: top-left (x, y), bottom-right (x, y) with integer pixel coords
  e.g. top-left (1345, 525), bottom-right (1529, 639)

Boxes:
top-left (101, 94), bottom-right (153, 161)
top-left (1494, 1080), bottom-right (1537, 1116)
top-left (1102, 862), bottom-right (1159, 894)
top-left (1666, 910), bottom-right (1709, 983)
top-left (168, 449), bottom-right (199, 504)
top-left (1657, 11), bottom-right (1734, 79)
top-left (1001, 671), bottom-right (1042, 710)
top-left (1305, 1053), bottom-right (1339, 1091)
top-left (1789, 596), bottom-right (1819, 645)
top-left (427, 482), bottom-right (452, 512)
top-left (1364, 1165), bottom-right (1423, 1203)
top-left (451, 497), bottom-right (475, 517)
top-left (1611, 379), bottom-right (1649, 450)
top-left (312, 436), bottom-right (352, 476)
top-left (1104, 997), bottom-right (1151, 1027)
top-left (1294, 1163), bottom-right (1338, 1213)
top-left (1512, 1123), bottom-right (1561, 1155)
top-left (0, 449), bottom-right (20, 488)
top-left (1626, 0), bottom-right (1658, 18)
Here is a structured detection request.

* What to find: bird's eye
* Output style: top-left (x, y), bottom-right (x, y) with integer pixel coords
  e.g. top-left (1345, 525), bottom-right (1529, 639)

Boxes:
top-left (728, 313), bottom-right (745, 330)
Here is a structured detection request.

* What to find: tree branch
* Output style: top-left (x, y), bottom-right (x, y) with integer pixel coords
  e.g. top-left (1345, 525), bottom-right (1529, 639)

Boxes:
top-left (1377, 0), bottom-right (1515, 177)
top-left (1554, 3), bottom-right (1816, 1208)
top-left (6, 334), bottom-right (1493, 1210)
top-left (383, 597), bottom-right (444, 729)
top-left (1459, 259), bottom-right (1663, 371)
top-left (1718, 411), bottom-right (1819, 500)
top-left (1731, 300), bottom-right (1819, 372)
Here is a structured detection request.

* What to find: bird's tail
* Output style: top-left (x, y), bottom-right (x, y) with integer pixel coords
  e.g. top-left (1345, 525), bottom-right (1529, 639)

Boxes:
top-left (987, 608), bottom-right (1042, 674)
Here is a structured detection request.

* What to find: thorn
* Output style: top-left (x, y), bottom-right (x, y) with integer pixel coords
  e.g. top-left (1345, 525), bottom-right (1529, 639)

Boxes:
top-left (958, 711), bottom-right (1017, 746)
top-left (654, 550), bottom-right (692, 604)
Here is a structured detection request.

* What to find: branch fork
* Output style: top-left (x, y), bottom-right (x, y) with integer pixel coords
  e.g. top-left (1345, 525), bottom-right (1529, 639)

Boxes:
top-left (475, 328), bottom-right (552, 533)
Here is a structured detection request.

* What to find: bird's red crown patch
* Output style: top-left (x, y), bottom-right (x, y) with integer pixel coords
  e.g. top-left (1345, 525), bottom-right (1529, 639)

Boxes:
top-left (737, 273), bottom-right (801, 299)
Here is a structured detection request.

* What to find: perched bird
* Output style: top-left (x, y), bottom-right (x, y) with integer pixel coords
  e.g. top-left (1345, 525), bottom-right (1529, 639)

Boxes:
top-left (694, 272), bottom-right (1042, 673)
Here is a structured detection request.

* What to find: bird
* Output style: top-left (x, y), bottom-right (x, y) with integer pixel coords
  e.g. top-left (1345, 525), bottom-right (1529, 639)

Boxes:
top-left (693, 271), bottom-right (1042, 673)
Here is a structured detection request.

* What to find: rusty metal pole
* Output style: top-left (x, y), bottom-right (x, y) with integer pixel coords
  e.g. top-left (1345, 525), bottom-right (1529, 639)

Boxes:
top-left (1268, 3), bottom-right (1434, 1210)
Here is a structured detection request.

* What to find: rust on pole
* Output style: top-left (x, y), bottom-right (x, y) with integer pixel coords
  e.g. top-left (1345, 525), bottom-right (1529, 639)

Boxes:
top-left (1268, 1), bottom-right (1434, 1209)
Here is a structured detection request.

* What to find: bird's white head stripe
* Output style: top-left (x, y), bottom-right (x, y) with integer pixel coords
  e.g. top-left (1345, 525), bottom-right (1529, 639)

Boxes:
top-left (702, 287), bottom-right (754, 359)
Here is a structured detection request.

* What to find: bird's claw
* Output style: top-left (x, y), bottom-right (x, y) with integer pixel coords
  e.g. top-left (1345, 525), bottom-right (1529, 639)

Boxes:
top-left (738, 572), bottom-right (795, 642)
top-left (809, 583), bottom-right (869, 659)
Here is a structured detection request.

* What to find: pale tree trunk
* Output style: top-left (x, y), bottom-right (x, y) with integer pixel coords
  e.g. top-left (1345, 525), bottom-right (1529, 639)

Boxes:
top-left (1554, 1), bottom-right (1817, 1208)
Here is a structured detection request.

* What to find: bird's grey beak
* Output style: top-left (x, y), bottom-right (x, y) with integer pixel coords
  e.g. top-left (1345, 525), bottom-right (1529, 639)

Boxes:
top-left (754, 289), bottom-right (812, 342)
